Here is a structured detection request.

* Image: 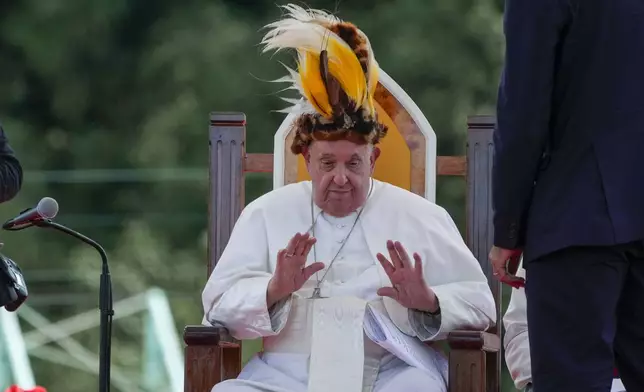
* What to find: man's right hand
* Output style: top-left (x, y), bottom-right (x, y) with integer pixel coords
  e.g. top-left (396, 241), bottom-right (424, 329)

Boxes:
top-left (266, 232), bottom-right (324, 308)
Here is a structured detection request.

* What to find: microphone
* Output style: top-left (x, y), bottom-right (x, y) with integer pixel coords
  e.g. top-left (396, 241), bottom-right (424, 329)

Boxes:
top-left (2, 197), bottom-right (114, 392)
top-left (2, 197), bottom-right (59, 230)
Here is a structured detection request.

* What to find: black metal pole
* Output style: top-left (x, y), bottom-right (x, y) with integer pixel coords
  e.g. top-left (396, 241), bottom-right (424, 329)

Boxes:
top-left (35, 219), bottom-right (113, 392)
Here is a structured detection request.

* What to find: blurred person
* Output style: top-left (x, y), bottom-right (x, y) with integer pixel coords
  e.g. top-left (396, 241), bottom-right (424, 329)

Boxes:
top-left (489, 0), bottom-right (644, 390)
top-left (503, 260), bottom-right (626, 392)
top-left (201, 5), bottom-right (496, 392)
top-left (0, 122), bottom-right (22, 203)
top-left (0, 122), bottom-right (23, 311)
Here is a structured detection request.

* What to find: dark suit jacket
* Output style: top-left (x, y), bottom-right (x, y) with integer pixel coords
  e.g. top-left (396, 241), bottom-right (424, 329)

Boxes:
top-left (493, 0), bottom-right (644, 262)
top-left (0, 123), bottom-right (23, 203)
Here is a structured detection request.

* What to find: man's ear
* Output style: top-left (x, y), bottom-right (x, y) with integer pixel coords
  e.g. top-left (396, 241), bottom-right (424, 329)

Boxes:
top-left (370, 147), bottom-right (381, 171)
top-left (302, 146), bottom-right (311, 166)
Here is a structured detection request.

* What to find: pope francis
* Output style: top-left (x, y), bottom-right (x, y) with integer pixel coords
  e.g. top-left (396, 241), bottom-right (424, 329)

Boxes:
top-left (202, 4), bottom-right (496, 392)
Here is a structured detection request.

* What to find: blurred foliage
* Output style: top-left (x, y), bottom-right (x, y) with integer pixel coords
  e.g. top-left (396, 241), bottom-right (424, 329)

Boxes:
top-left (0, 0), bottom-right (518, 391)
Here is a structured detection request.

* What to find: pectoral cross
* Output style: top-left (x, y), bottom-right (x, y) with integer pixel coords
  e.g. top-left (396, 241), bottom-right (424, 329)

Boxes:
top-left (310, 287), bottom-right (326, 299)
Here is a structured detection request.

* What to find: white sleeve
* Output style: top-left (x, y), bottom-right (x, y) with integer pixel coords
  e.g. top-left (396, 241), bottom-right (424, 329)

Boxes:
top-left (385, 207), bottom-right (497, 341)
top-left (201, 203), bottom-right (291, 340)
top-left (503, 262), bottom-right (532, 390)
top-left (422, 208), bottom-right (497, 340)
top-left (408, 309), bottom-right (441, 340)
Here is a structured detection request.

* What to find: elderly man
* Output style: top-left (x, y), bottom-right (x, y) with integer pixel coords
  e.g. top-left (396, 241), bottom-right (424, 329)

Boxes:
top-left (202, 4), bottom-right (496, 392)
top-left (503, 260), bottom-right (626, 392)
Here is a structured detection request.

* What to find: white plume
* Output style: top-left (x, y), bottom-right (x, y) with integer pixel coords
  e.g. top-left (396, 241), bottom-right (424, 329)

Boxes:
top-left (260, 4), bottom-right (355, 114)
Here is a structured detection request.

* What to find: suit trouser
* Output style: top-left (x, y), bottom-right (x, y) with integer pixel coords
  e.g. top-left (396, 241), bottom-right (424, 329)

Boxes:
top-left (525, 240), bottom-right (644, 392)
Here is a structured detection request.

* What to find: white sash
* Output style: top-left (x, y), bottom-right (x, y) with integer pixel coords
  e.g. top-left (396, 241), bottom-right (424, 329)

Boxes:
top-left (307, 296), bottom-right (367, 392)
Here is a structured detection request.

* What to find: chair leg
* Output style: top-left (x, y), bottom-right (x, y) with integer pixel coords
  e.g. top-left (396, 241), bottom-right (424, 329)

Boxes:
top-left (185, 345), bottom-right (221, 392)
top-left (221, 345), bottom-right (242, 381)
top-left (448, 349), bottom-right (486, 392)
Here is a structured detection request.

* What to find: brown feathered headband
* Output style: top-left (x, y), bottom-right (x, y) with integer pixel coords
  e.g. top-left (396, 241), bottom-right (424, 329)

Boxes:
top-left (261, 4), bottom-right (388, 155)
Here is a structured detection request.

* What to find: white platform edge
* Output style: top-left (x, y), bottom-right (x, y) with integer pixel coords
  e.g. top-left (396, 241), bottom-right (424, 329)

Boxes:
top-left (272, 69), bottom-right (437, 203)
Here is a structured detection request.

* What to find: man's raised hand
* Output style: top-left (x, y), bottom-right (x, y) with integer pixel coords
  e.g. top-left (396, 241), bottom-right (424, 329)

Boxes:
top-left (376, 240), bottom-right (439, 313)
top-left (266, 232), bottom-right (324, 308)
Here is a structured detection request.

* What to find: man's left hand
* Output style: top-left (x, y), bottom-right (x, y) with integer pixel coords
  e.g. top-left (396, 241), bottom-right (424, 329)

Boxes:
top-left (376, 240), bottom-right (438, 313)
top-left (489, 246), bottom-right (524, 288)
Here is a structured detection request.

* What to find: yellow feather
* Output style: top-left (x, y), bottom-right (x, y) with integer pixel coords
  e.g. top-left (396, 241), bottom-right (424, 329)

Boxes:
top-left (298, 50), bottom-right (332, 118)
top-left (325, 37), bottom-right (367, 108)
top-left (366, 61), bottom-right (379, 116)
top-left (297, 34), bottom-right (369, 119)
top-left (261, 5), bottom-right (382, 119)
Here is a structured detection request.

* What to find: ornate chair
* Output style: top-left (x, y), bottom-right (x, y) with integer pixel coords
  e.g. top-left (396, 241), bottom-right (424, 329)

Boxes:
top-left (183, 69), bottom-right (502, 392)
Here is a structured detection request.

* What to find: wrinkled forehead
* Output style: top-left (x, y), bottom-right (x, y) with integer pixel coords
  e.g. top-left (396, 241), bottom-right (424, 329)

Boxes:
top-left (309, 140), bottom-right (372, 160)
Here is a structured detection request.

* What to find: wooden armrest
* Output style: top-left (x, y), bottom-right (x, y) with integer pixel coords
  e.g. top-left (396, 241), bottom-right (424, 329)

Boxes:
top-left (447, 330), bottom-right (500, 392)
top-left (184, 325), bottom-right (240, 347)
top-left (447, 330), bottom-right (500, 352)
top-left (184, 325), bottom-right (242, 392)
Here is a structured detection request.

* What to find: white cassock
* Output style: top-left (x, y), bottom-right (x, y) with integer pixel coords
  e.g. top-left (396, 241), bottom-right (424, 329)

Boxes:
top-left (202, 179), bottom-right (496, 392)
top-left (504, 260), bottom-right (627, 392)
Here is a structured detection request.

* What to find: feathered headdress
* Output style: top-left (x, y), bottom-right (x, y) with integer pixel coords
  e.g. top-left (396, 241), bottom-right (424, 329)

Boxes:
top-left (261, 4), bottom-right (388, 155)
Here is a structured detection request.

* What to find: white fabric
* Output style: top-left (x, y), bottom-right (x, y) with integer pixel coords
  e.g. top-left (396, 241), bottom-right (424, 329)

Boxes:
top-left (502, 263), bottom-right (532, 390)
top-left (612, 379), bottom-right (626, 392)
top-left (203, 179), bottom-right (496, 391)
top-left (503, 259), bottom-right (626, 391)
top-left (308, 297), bottom-right (367, 392)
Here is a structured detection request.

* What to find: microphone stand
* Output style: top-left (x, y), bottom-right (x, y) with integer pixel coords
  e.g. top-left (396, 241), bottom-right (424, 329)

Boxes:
top-left (34, 219), bottom-right (113, 392)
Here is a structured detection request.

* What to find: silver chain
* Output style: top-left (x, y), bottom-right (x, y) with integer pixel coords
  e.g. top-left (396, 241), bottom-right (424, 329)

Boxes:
top-left (307, 180), bottom-right (374, 298)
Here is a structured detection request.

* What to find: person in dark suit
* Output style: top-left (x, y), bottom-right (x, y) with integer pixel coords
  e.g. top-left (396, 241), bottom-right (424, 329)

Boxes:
top-left (488, 0), bottom-right (644, 391)
top-left (0, 123), bottom-right (22, 203)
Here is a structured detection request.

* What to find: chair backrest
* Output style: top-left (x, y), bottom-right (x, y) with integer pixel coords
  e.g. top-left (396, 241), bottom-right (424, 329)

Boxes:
top-left (272, 69), bottom-right (437, 202)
